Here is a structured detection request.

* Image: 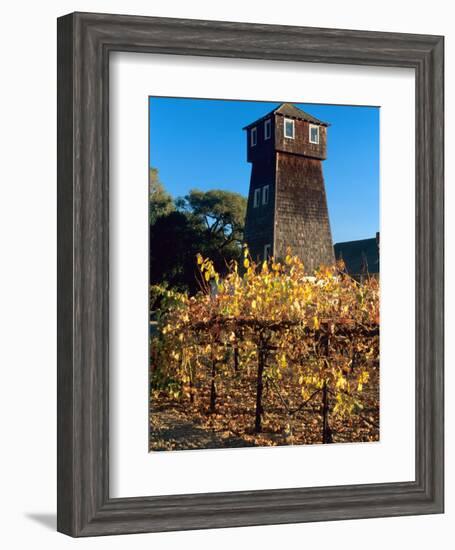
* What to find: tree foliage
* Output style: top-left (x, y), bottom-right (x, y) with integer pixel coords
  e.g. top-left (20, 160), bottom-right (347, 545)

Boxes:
top-left (149, 173), bottom-right (248, 293)
top-left (149, 168), bottom-right (175, 225)
top-left (149, 211), bottom-right (207, 294)
top-left (176, 189), bottom-right (247, 249)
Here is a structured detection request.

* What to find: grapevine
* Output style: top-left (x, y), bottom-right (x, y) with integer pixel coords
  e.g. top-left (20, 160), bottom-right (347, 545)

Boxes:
top-left (150, 249), bottom-right (379, 449)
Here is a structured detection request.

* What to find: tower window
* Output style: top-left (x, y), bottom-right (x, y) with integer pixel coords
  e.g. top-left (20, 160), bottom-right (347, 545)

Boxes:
top-left (284, 118), bottom-right (295, 139)
top-left (264, 244), bottom-right (272, 260)
top-left (250, 127), bottom-right (257, 147)
top-left (253, 188), bottom-right (261, 207)
top-left (264, 119), bottom-right (271, 140)
top-left (262, 185), bottom-right (269, 205)
top-left (309, 124), bottom-right (320, 144)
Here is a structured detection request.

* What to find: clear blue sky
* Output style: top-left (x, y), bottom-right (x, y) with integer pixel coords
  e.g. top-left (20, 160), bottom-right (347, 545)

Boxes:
top-left (149, 97), bottom-right (379, 243)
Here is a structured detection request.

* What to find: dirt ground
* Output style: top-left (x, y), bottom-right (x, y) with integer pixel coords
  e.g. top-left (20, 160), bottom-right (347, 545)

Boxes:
top-left (149, 402), bottom-right (257, 451)
top-left (149, 369), bottom-right (379, 452)
top-left (149, 353), bottom-right (380, 452)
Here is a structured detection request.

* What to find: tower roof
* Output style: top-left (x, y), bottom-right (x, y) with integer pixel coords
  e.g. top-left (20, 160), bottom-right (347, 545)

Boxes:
top-left (243, 102), bottom-right (329, 130)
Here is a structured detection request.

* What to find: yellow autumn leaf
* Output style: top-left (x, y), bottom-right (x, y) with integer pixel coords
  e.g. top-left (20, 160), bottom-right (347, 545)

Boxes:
top-left (336, 375), bottom-right (346, 389)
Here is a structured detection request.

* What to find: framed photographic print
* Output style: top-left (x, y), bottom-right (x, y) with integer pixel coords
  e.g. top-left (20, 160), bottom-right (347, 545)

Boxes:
top-left (147, 97), bottom-right (380, 452)
top-left (57, 12), bottom-right (444, 536)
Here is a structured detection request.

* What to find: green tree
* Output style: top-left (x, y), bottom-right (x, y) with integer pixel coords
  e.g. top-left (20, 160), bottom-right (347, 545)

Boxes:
top-left (149, 168), bottom-right (174, 224)
top-left (149, 211), bottom-right (206, 294)
top-left (149, 182), bottom-right (248, 294)
top-left (176, 189), bottom-right (247, 252)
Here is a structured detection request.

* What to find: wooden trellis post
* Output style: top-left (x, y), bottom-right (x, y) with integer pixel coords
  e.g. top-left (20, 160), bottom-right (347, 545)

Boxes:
top-left (321, 334), bottom-right (333, 444)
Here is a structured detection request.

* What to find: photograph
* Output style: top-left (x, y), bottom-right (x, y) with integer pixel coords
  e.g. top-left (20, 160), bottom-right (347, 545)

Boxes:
top-left (148, 97), bottom-right (380, 451)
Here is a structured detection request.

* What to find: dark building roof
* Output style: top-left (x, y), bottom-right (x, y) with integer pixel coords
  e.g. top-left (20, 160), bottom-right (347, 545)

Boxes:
top-left (334, 237), bottom-right (379, 275)
top-left (243, 102), bottom-right (330, 130)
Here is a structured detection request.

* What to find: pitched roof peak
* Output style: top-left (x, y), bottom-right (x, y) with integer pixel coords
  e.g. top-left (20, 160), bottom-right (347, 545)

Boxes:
top-left (243, 103), bottom-right (329, 129)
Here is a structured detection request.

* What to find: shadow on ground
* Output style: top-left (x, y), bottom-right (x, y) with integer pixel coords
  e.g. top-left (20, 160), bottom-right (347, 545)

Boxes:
top-left (150, 407), bottom-right (256, 451)
top-left (26, 513), bottom-right (56, 531)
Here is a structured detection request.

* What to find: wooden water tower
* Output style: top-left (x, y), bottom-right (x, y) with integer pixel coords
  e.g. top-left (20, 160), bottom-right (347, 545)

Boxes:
top-left (243, 103), bottom-right (334, 273)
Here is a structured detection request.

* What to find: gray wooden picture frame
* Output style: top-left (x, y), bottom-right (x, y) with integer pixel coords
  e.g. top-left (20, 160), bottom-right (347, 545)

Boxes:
top-left (57, 12), bottom-right (444, 537)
